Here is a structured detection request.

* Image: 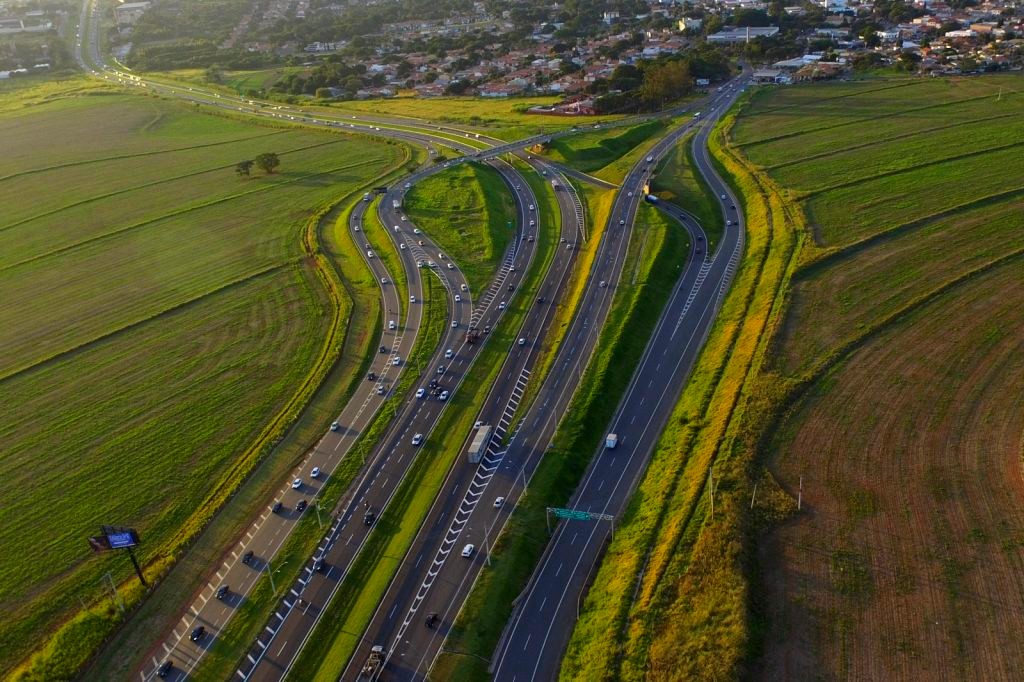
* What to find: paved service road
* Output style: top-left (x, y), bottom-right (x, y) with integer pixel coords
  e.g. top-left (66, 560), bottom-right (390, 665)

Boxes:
top-left (490, 78), bottom-right (750, 682)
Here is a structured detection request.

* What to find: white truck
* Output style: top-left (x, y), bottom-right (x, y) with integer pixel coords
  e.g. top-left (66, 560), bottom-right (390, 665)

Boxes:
top-left (605, 433), bottom-right (618, 449)
top-left (467, 424), bottom-right (492, 464)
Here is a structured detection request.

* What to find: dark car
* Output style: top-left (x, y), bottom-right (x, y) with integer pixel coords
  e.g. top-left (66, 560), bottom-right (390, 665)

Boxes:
top-left (425, 612), bottom-right (439, 628)
top-left (364, 510), bottom-right (376, 526)
top-left (272, 500), bottom-right (283, 514)
top-left (296, 499), bottom-right (308, 513)
top-left (313, 558), bottom-right (327, 573)
top-left (242, 550), bottom-right (254, 566)
top-left (190, 625), bottom-right (206, 642)
top-left (216, 585), bottom-right (229, 600)
top-left (367, 371), bottom-right (376, 381)
top-left (157, 660), bottom-right (174, 678)
top-left (379, 345), bottom-right (387, 353)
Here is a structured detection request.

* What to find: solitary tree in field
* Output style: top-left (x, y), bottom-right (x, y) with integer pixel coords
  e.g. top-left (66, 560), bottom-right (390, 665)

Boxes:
top-left (255, 152), bottom-right (280, 175)
top-left (235, 159), bottom-right (254, 177)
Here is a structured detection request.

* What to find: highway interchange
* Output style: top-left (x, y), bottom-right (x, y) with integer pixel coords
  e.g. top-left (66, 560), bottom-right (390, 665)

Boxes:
top-left (74, 1), bottom-right (748, 678)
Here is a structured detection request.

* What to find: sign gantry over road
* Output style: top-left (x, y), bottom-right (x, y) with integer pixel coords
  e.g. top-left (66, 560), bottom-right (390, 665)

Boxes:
top-left (545, 507), bottom-right (614, 531)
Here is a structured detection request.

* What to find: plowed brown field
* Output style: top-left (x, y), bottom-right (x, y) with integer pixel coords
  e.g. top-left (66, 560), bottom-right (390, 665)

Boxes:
top-left (761, 258), bottom-right (1024, 679)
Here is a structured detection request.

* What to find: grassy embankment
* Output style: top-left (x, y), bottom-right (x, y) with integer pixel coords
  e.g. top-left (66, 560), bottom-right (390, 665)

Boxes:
top-left (403, 161), bottom-right (517, 297)
top-left (0, 88), bottom-right (403, 679)
top-left (433, 192), bottom-right (691, 680)
top-left (566, 73), bottom-right (1024, 681)
top-left (651, 131), bottom-right (726, 249)
top-left (287, 162), bottom-right (559, 681)
top-left (362, 195), bottom-right (409, 319)
top-left (732, 74), bottom-right (1024, 679)
top-left (542, 119), bottom-right (667, 175)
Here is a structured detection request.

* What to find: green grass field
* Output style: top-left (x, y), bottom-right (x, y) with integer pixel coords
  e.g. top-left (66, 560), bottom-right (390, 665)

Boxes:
top-left (0, 86), bottom-right (402, 676)
top-left (403, 161), bottom-right (516, 296)
top-left (543, 119), bottom-right (667, 174)
top-left (565, 72), bottom-right (1024, 680)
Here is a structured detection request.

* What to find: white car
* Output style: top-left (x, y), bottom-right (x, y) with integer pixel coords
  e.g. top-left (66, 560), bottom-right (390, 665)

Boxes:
top-left (330, 421), bottom-right (340, 432)
top-left (529, 220), bottom-right (535, 227)
top-left (518, 338), bottom-right (526, 346)
top-left (392, 356), bottom-right (401, 366)
top-left (414, 228), bottom-right (422, 234)
top-left (461, 284), bottom-right (468, 292)
top-left (439, 390), bottom-right (449, 401)
top-left (451, 320), bottom-right (459, 328)
top-left (400, 243), bottom-right (406, 250)
top-left (529, 204), bottom-right (535, 211)
top-left (447, 263), bottom-right (454, 270)
top-left (721, 193), bottom-right (727, 199)
top-left (381, 277), bottom-right (388, 284)
top-left (394, 225), bottom-right (400, 232)
top-left (410, 295), bottom-right (417, 303)
top-left (454, 294), bottom-right (461, 302)
top-left (461, 544), bottom-right (475, 558)
top-left (311, 467), bottom-right (321, 478)
top-left (376, 383), bottom-right (386, 395)
top-left (619, 219), bottom-right (625, 225)
top-left (416, 388), bottom-right (426, 399)
top-left (292, 478), bottom-right (302, 490)
top-left (354, 226), bottom-right (360, 231)
top-left (412, 433), bottom-right (424, 446)
top-left (494, 497), bottom-right (505, 508)
top-left (401, 215), bottom-right (407, 221)
top-left (498, 301), bottom-right (506, 310)
top-left (445, 348), bottom-right (454, 359)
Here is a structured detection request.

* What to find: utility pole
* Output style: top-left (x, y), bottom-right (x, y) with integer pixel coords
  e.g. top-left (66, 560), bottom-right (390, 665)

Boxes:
top-left (750, 481), bottom-right (758, 510)
top-left (102, 572), bottom-right (125, 613)
top-left (708, 470), bottom-right (715, 521)
top-left (798, 476), bottom-right (803, 511)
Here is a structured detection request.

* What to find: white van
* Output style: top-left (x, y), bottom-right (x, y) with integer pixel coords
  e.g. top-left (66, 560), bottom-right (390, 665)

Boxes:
top-left (388, 320), bottom-right (396, 330)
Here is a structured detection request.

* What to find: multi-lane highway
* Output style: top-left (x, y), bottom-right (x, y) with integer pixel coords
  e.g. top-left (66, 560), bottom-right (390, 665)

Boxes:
top-left (74, 1), bottom-right (752, 678)
top-left (490, 80), bottom-right (749, 682)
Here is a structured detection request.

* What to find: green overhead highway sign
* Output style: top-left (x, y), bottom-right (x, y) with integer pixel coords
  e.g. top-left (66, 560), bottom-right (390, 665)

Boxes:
top-left (550, 508), bottom-right (590, 521)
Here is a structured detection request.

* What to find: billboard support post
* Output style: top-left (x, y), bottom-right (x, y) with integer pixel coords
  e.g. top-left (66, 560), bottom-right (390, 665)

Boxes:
top-left (127, 546), bottom-right (147, 587)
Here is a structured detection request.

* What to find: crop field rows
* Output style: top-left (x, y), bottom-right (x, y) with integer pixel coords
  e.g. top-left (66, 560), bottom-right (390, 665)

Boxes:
top-left (727, 73), bottom-right (1024, 679)
top-left (0, 88), bottom-right (402, 675)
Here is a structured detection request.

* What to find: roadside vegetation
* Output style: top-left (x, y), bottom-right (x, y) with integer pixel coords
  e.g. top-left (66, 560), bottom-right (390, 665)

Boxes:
top-left (434, 196), bottom-right (689, 681)
top-left (0, 85), bottom-right (404, 679)
top-left (651, 131), bottom-right (725, 250)
top-left (567, 72), bottom-right (1024, 681)
top-left (403, 161), bottom-right (517, 296)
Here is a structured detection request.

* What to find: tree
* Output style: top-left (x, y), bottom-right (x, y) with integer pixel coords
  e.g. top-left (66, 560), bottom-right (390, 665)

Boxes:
top-left (235, 160), bottom-right (254, 177)
top-left (254, 153), bottom-right (280, 175)
top-left (315, 87), bottom-right (334, 99)
top-left (640, 61), bottom-right (691, 107)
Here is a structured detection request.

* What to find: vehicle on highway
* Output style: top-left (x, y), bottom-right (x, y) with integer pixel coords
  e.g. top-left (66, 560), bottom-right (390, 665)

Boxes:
top-left (292, 478), bottom-right (302, 490)
top-left (394, 225), bottom-right (400, 232)
top-left (619, 219), bottom-right (625, 225)
top-left (494, 496), bottom-right (505, 508)
top-left (410, 295), bottom-right (416, 303)
top-left (451, 320), bottom-right (458, 328)
top-left (381, 277), bottom-right (388, 284)
top-left (437, 365), bottom-right (446, 374)
top-left (296, 500), bottom-right (307, 513)
top-left (461, 283), bottom-right (468, 291)
top-left (400, 243), bottom-right (406, 250)
top-left (376, 384), bottom-right (386, 395)
top-left (416, 388), bottom-right (426, 399)
top-left (272, 501), bottom-right (283, 514)
top-left (439, 390), bottom-right (449, 401)
top-left (388, 320), bottom-right (396, 330)
top-left (157, 660), bottom-right (173, 678)
top-left (445, 349), bottom-right (454, 359)
top-left (461, 544), bottom-right (475, 558)
top-left (498, 301), bottom-right (506, 310)
top-left (311, 466), bottom-right (320, 478)
top-left (606, 433), bottom-right (619, 449)
top-left (364, 510), bottom-right (375, 526)
top-left (242, 550), bottom-right (254, 565)
top-left (330, 421), bottom-right (340, 432)
top-left (368, 371), bottom-right (376, 381)
top-left (366, 250), bottom-right (374, 258)
top-left (314, 558), bottom-right (326, 573)
top-left (353, 226), bottom-right (360, 231)
top-left (529, 220), bottom-right (535, 227)
top-left (411, 433), bottom-right (424, 446)
top-left (392, 356), bottom-right (401, 366)
top-left (425, 612), bottom-right (439, 629)
top-left (454, 294), bottom-right (462, 302)
top-left (518, 338), bottom-right (526, 346)
top-left (600, 280), bottom-right (607, 288)
top-left (529, 204), bottom-right (535, 211)
top-left (528, 235), bottom-right (535, 242)
top-left (447, 263), bottom-right (455, 270)
top-left (413, 228), bottom-right (421, 234)
top-left (191, 625), bottom-right (206, 642)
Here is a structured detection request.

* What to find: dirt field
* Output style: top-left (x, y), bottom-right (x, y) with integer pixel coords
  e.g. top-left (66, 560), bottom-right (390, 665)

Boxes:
top-left (760, 257), bottom-right (1024, 680)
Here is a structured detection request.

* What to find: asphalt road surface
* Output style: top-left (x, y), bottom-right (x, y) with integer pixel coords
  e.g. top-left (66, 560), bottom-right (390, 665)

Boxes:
top-left (490, 78), bottom-right (750, 682)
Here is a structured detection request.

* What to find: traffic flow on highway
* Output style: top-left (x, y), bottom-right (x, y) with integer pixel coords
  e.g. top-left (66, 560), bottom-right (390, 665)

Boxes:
top-left (74, 1), bottom-right (749, 677)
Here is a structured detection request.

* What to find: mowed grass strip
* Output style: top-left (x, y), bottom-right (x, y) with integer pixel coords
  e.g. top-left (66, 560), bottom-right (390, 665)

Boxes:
top-left (403, 161), bottom-right (516, 296)
top-left (0, 90), bottom-right (402, 677)
top-left (651, 131), bottom-right (725, 250)
top-left (434, 201), bottom-right (688, 682)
